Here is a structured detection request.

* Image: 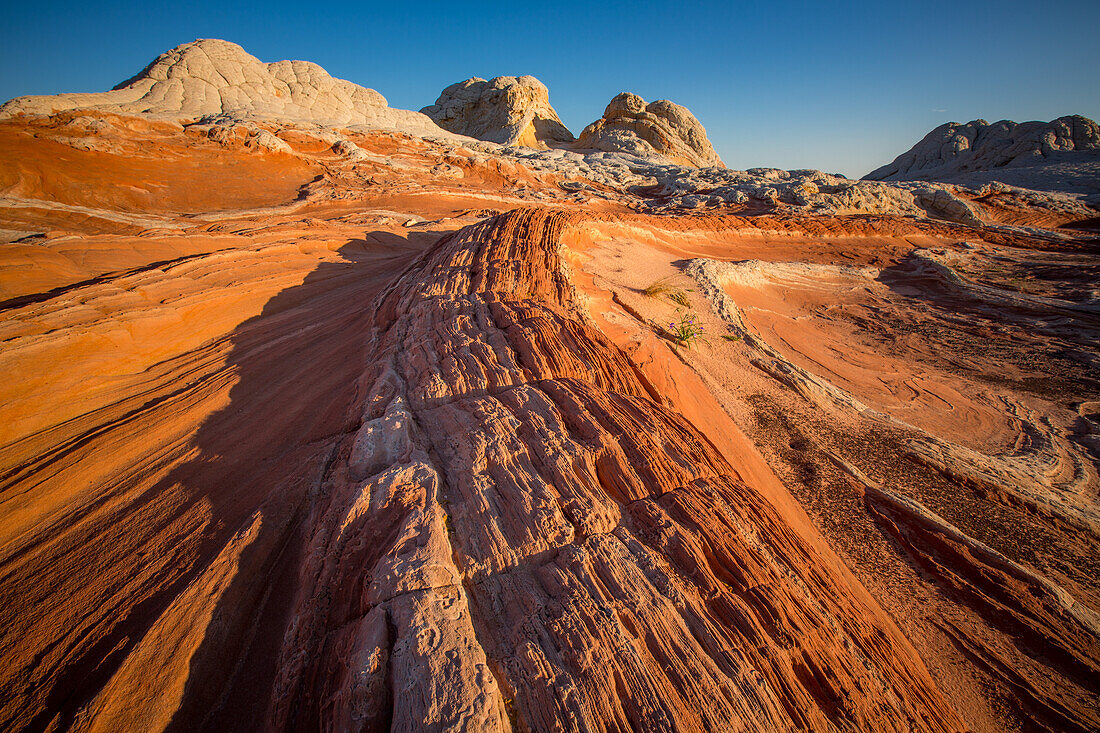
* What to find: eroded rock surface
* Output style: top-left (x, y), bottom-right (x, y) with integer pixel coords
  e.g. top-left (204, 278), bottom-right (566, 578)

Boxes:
top-left (575, 92), bottom-right (723, 168)
top-left (866, 115), bottom-right (1100, 197)
top-left (0, 39), bottom-right (448, 136)
top-left (0, 49), bottom-right (1098, 733)
top-left (268, 206), bottom-right (970, 731)
top-left (421, 76), bottom-right (574, 147)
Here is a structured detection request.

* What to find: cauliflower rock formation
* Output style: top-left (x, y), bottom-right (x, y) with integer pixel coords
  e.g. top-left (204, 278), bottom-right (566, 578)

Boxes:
top-left (0, 39), bottom-right (448, 136)
top-left (575, 92), bottom-right (723, 168)
top-left (420, 75), bottom-right (574, 147)
top-left (866, 115), bottom-right (1100, 194)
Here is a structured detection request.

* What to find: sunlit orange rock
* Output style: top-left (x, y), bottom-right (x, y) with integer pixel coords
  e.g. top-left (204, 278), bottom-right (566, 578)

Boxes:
top-left (1, 65), bottom-right (1098, 732)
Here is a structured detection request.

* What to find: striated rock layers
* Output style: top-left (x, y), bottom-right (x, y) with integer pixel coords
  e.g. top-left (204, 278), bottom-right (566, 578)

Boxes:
top-left (866, 115), bottom-right (1100, 194)
top-left (0, 110), bottom-right (981, 727)
top-left (0, 39), bottom-right (446, 135)
top-left (575, 92), bottom-right (723, 168)
top-left (2, 56), bottom-right (1100, 733)
top-left (268, 207), bottom-right (964, 731)
top-left (421, 76), bottom-right (574, 147)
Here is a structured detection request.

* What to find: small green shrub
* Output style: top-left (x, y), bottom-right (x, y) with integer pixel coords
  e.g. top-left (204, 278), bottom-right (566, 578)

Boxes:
top-left (667, 309), bottom-right (706, 346)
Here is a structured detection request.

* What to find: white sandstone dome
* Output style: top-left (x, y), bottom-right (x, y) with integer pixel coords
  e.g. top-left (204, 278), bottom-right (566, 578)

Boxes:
top-left (0, 39), bottom-right (448, 136)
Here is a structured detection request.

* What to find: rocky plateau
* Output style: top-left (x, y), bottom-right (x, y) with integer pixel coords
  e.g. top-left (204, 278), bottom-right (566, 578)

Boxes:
top-left (0, 39), bottom-right (1098, 733)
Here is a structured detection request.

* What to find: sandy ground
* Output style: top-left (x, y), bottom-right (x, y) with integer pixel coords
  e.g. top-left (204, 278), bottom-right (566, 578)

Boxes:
top-left (575, 220), bottom-right (1100, 733)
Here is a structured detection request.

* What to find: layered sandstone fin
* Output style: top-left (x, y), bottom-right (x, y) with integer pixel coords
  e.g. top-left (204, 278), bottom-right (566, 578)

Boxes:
top-left (264, 208), bottom-right (964, 731)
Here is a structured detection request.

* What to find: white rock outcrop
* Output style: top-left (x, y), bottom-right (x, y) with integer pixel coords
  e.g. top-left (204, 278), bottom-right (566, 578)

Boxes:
top-left (493, 143), bottom-right (1093, 225)
top-left (420, 76), bottom-right (574, 147)
top-left (0, 39), bottom-right (449, 137)
top-left (574, 92), bottom-right (723, 168)
top-left (866, 116), bottom-right (1100, 191)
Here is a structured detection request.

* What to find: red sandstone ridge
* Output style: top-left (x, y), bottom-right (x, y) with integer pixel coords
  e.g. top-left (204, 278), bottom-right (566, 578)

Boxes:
top-left (269, 208), bottom-right (961, 730)
top-left (1, 43), bottom-right (1099, 733)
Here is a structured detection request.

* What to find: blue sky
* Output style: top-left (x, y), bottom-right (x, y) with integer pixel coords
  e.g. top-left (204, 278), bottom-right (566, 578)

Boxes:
top-left (3, 0), bottom-right (1098, 176)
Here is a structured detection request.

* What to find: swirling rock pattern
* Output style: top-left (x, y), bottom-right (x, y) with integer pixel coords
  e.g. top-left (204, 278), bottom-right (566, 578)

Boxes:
top-left (1, 55), bottom-right (1098, 732)
top-left (246, 207), bottom-right (969, 731)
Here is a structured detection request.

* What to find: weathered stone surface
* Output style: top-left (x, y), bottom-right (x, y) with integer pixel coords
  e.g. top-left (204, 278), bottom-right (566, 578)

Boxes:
top-left (1, 51), bottom-right (1098, 733)
top-left (866, 115), bottom-right (1100, 195)
top-left (575, 92), bottom-right (723, 167)
top-left (0, 39), bottom-right (449, 136)
top-left (333, 207), bottom-right (963, 732)
top-left (421, 76), bottom-right (574, 147)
